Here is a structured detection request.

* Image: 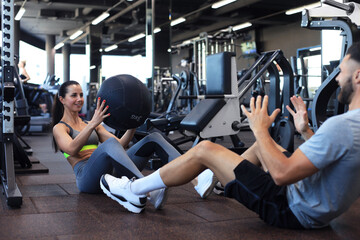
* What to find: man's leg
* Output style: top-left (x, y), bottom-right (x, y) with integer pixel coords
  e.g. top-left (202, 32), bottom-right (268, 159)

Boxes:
top-left (193, 140), bottom-right (263, 198)
top-left (240, 142), bottom-right (261, 166)
top-left (242, 139), bottom-right (286, 172)
top-left (158, 139), bottom-right (285, 190)
top-left (100, 140), bottom-right (244, 213)
top-left (159, 140), bottom-right (245, 188)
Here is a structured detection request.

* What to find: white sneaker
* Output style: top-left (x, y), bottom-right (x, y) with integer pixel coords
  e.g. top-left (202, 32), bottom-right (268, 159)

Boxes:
top-left (194, 169), bottom-right (217, 199)
top-left (100, 174), bottom-right (147, 213)
top-left (148, 188), bottom-right (168, 210)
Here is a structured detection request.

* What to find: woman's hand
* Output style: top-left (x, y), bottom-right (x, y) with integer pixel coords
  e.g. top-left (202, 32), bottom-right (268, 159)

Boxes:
top-left (89, 97), bottom-right (110, 129)
top-left (241, 95), bottom-right (280, 135)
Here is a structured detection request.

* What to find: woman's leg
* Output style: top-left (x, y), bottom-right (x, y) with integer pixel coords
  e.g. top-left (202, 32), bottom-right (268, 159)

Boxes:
top-left (74, 138), bottom-right (144, 193)
top-left (100, 138), bottom-right (144, 178)
top-left (126, 132), bottom-right (181, 171)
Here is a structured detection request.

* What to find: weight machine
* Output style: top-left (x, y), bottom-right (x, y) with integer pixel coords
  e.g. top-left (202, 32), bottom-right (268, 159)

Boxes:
top-left (193, 31), bottom-right (237, 81)
top-left (180, 50), bottom-right (295, 152)
top-left (1, 0), bottom-right (23, 207)
top-left (302, 0), bottom-right (360, 131)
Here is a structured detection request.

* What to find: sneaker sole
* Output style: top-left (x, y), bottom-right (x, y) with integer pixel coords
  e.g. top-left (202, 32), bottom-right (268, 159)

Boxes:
top-left (201, 177), bottom-right (218, 199)
top-left (155, 188), bottom-right (168, 210)
top-left (100, 176), bottom-right (145, 214)
top-left (213, 184), bottom-right (224, 195)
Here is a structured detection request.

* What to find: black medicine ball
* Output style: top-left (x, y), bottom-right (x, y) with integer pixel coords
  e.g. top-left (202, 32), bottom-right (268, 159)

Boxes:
top-left (97, 74), bottom-right (151, 130)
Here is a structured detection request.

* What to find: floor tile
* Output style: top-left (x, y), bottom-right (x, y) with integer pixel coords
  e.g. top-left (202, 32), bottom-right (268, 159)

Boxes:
top-left (19, 184), bottom-right (68, 197)
top-left (0, 212), bottom-right (106, 239)
top-left (17, 174), bottom-right (76, 186)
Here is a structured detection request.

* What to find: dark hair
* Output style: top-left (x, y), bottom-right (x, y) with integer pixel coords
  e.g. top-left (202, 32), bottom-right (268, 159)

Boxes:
top-left (347, 42), bottom-right (360, 63)
top-left (51, 80), bottom-right (80, 152)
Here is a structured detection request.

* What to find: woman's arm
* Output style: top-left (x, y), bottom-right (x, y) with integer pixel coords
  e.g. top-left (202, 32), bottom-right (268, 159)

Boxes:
top-left (53, 97), bottom-right (110, 155)
top-left (53, 122), bottom-right (96, 155)
top-left (97, 126), bottom-right (136, 148)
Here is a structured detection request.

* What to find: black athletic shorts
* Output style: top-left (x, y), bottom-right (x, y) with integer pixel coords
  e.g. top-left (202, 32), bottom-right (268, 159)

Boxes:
top-left (224, 152), bottom-right (304, 229)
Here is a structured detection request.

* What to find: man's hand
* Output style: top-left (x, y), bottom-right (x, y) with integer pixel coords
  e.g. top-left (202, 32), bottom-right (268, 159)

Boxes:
top-left (286, 96), bottom-right (313, 140)
top-left (286, 96), bottom-right (308, 133)
top-left (241, 95), bottom-right (280, 134)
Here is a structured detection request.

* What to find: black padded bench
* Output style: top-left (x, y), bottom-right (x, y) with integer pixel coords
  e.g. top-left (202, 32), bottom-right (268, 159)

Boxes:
top-left (180, 52), bottom-right (236, 135)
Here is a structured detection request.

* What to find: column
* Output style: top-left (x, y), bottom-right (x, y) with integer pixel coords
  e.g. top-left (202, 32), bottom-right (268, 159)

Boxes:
top-left (46, 35), bottom-right (55, 76)
top-left (62, 43), bottom-right (70, 82)
top-left (87, 24), bottom-right (102, 83)
top-left (146, 0), bottom-right (155, 110)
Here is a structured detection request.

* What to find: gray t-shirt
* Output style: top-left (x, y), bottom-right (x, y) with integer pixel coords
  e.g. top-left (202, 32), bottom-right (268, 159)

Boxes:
top-left (287, 108), bottom-right (360, 229)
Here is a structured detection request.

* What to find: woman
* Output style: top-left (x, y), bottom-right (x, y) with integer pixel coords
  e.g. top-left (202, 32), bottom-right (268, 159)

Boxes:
top-left (18, 60), bottom-right (31, 83)
top-left (52, 80), bottom-right (181, 212)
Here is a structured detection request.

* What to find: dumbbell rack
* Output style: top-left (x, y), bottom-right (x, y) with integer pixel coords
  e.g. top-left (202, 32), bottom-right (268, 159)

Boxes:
top-left (1, 0), bottom-right (23, 207)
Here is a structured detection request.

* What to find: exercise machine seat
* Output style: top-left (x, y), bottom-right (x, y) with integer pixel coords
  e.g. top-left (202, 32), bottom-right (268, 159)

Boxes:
top-left (180, 98), bottom-right (226, 133)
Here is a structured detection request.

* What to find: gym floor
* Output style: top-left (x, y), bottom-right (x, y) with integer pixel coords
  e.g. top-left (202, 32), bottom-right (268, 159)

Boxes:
top-left (0, 130), bottom-right (359, 240)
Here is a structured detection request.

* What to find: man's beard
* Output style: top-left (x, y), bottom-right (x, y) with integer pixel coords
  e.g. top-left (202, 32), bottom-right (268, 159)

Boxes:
top-left (338, 77), bottom-right (354, 105)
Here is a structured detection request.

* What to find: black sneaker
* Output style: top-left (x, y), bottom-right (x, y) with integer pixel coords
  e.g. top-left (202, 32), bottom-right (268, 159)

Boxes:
top-left (213, 181), bottom-right (224, 196)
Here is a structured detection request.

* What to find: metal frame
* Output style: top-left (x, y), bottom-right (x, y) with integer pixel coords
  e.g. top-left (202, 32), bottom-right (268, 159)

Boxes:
top-left (1, 0), bottom-right (23, 207)
top-left (301, 1), bottom-right (360, 131)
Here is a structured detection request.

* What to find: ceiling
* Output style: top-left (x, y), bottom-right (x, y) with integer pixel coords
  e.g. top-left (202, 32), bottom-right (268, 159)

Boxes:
top-left (14, 0), bottom-right (319, 55)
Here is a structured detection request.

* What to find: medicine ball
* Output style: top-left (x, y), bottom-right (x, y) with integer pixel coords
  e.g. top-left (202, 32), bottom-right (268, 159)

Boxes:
top-left (97, 74), bottom-right (151, 130)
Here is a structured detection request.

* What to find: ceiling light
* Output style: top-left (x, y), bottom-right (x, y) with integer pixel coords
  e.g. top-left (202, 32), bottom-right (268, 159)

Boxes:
top-left (69, 30), bottom-right (84, 40)
top-left (104, 44), bottom-right (118, 52)
top-left (285, 2), bottom-right (321, 15)
top-left (211, 0), bottom-right (236, 9)
top-left (128, 33), bottom-right (146, 42)
top-left (171, 17), bottom-right (186, 26)
top-left (232, 22), bottom-right (252, 31)
top-left (15, 7), bottom-right (26, 21)
top-left (54, 42), bottom-right (64, 50)
top-left (154, 27), bottom-right (161, 34)
top-left (91, 12), bottom-right (110, 25)
top-left (89, 65), bottom-right (96, 70)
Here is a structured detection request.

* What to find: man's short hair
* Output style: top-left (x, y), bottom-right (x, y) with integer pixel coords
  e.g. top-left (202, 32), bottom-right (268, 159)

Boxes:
top-left (347, 42), bottom-right (360, 63)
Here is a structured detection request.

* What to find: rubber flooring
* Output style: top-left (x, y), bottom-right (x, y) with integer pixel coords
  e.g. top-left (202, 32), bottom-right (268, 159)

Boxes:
top-left (0, 130), bottom-right (359, 240)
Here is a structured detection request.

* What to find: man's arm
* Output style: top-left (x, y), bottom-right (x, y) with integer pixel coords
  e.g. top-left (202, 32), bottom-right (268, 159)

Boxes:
top-left (242, 96), bottom-right (318, 185)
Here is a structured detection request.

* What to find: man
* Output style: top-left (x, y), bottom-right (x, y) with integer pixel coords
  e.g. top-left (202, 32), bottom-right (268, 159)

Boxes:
top-left (100, 42), bottom-right (360, 229)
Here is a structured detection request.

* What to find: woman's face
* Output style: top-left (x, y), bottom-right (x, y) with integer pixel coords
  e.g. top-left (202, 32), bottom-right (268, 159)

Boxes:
top-left (60, 84), bottom-right (84, 112)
